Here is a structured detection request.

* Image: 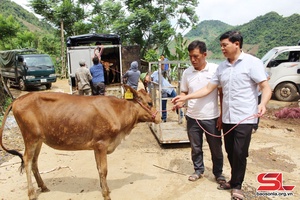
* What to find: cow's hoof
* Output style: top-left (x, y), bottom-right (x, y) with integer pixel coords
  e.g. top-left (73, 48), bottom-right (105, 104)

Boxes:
top-left (41, 187), bottom-right (50, 192)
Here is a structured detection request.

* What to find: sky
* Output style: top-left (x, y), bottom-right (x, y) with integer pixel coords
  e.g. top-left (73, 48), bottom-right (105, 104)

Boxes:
top-left (12, 0), bottom-right (300, 26)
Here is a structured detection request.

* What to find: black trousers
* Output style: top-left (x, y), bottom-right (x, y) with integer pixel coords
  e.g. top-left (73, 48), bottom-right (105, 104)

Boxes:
top-left (222, 123), bottom-right (253, 189)
top-left (186, 116), bottom-right (223, 177)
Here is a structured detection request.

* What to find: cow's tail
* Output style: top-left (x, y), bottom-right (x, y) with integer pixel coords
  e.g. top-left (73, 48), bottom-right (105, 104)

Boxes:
top-left (0, 103), bottom-right (24, 173)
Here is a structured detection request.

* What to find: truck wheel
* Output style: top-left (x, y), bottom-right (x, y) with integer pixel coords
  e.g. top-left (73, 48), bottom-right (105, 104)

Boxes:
top-left (45, 83), bottom-right (52, 89)
top-left (19, 78), bottom-right (27, 91)
top-left (274, 82), bottom-right (298, 102)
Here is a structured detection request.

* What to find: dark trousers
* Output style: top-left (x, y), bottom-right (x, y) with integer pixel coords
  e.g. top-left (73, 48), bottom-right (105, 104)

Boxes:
top-left (223, 123), bottom-right (253, 189)
top-left (92, 82), bottom-right (105, 95)
top-left (186, 116), bottom-right (223, 177)
top-left (161, 90), bottom-right (176, 120)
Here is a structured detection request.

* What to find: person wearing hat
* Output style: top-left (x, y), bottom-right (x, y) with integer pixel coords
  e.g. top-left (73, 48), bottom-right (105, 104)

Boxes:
top-left (140, 72), bottom-right (150, 92)
top-left (75, 59), bottom-right (93, 95)
top-left (123, 61), bottom-right (141, 90)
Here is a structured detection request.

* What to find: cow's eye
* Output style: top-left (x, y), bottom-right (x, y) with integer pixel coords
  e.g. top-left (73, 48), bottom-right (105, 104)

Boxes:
top-left (148, 102), bottom-right (153, 107)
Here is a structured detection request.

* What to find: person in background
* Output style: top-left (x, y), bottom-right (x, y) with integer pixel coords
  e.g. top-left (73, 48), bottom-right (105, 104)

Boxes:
top-left (140, 72), bottom-right (150, 92)
top-left (160, 54), bottom-right (171, 82)
top-left (172, 31), bottom-right (272, 200)
top-left (93, 41), bottom-right (104, 61)
top-left (75, 60), bottom-right (92, 96)
top-left (179, 40), bottom-right (225, 183)
top-left (90, 56), bottom-right (105, 95)
top-left (123, 61), bottom-right (141, 90)
top-left (151, 65), bottom-right (182, 122)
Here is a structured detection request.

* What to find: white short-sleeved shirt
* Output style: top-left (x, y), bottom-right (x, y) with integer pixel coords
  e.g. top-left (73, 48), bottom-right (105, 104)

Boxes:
top-left (181, 62), bottom-right (220, 120)
top-left (210, 52), bottom-right (267, 124)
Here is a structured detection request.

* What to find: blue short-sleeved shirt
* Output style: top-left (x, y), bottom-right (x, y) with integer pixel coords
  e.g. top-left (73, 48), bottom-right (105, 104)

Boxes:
top-left (90, 63), bottom-right (105, 83)
top-left (151, 71), bottom-right (174, 95)
top-left (210, 52), bottom-right (267, 124)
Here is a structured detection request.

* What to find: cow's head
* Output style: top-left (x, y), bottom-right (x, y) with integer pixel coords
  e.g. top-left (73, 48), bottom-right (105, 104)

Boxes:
top-left (123, 85), bottom-right (160, 124)
top-left (101, 61), bottom-right (113, 71)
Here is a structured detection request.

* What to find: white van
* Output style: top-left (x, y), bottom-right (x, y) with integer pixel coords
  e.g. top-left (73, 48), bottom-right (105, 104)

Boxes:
top-left (261, 46), bottom-right (300, 101)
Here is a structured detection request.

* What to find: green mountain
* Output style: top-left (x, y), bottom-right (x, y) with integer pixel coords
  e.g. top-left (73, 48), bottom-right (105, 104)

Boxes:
top-left (185, 12), bottom-right (300, 59)
top-left (0, 0), bottom-right (54, 33)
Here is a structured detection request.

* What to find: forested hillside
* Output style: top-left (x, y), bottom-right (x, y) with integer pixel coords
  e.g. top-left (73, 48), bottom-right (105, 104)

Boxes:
top-left (0, 0), bottom-right (54, 33)
top-left (185, 20), bottom-right (233, 47)
top-left (186, 12), bottom-right (300, 58)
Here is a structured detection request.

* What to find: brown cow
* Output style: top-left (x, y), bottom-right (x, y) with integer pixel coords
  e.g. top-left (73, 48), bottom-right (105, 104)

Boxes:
top-left (0, 85), bottom-right (160, 200)
top-left (101, 61), bottom-right (119, 84)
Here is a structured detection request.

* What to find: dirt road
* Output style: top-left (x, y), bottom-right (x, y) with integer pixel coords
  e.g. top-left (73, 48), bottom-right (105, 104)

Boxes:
top-left (0, 79), bottom-right (299, 200)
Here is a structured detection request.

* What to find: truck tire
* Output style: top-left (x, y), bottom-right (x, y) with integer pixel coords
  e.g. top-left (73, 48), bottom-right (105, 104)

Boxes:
top-left (274, 82), bottom-right (298, 102)
top-left (45, 83), bottom-right (52, 89)
top-left (19, 78), bottom-right (27, 91)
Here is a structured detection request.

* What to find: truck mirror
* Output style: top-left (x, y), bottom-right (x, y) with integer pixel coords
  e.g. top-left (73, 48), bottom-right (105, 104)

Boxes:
top-left (23, 61), bottom-right (28, 70)
top-left (17, 56), bottom-right (24, 62)
top-left (267, 59), bottom-right (277, 67)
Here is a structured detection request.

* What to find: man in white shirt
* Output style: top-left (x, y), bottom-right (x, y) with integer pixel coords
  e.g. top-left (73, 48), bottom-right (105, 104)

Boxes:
top-left (179, 40), bottom-right (225, 183)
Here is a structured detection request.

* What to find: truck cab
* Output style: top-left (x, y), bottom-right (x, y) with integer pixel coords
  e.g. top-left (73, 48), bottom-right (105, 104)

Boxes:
top-left (0, 49), bottom-right (57, 91)
top-left (261, 46), bottom-right (300, 101)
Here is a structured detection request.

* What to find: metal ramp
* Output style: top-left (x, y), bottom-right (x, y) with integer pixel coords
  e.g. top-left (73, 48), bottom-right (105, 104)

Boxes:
top-left (147, 60), bottom-right (190, 144)
top-left (149, 121), bottom-right (188, 144)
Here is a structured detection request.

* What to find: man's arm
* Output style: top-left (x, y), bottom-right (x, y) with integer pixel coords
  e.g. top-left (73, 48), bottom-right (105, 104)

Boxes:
top-left (257, 80), bottom-right (272, 116)
top-left (172, 82), bottom-right (218, 105)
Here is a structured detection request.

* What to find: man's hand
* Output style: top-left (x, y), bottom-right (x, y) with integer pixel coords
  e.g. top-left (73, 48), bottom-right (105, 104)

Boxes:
top-left (171, 95), bottom-right (187, 104)
top-left (257, 104), bottom-right (267, 117)
top-left (171, 95), bottom-right (187, 111)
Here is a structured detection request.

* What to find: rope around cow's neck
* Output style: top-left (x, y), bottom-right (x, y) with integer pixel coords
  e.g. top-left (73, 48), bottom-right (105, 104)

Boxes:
top-left (134, 98), bottom-right (158, 121)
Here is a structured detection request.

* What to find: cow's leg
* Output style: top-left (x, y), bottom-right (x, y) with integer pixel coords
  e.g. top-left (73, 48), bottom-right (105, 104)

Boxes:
top-left (32, 141), bottom-right (49, 192)
top-left (23, 142), bottom-right (39, 200)
top-left (94, 146), bottom-right (110, 200)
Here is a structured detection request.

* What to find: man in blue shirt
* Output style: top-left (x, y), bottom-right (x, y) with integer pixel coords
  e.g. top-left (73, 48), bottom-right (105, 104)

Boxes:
top-left (160, 54), bottom-right (171, 82)
top-left (90, 56), bottom-right (105, 95)
top-left (151, 66), bottom-right (182, 122)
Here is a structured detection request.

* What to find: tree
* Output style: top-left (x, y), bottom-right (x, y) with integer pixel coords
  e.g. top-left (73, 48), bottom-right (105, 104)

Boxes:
top-left (92, 0), bottom-right (198, 57)
top-left (0, 15), bottom-right (20, 49)
top-left (29, 0), bottom-right (89, 77)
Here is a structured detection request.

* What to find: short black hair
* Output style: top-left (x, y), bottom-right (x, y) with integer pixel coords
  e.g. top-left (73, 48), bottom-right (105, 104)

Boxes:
top-left (220, 30), bottom-right (243, 48)
top-left (92, 56), bottom-right (99, 65)
top-left (187, 40), bottom-right (207, 53)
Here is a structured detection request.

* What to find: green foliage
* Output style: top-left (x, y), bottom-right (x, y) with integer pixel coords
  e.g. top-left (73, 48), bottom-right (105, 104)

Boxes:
top-left (0, 15), bottom-right (20, 49)
top-left (0, 93), bottom-right (12, 125)
top-left (0, 0), bottom-right (61, 73)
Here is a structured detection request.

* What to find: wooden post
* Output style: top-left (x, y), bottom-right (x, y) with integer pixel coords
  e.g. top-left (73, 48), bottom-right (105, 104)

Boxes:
top-left (60, 19), bottom-right (65, 78)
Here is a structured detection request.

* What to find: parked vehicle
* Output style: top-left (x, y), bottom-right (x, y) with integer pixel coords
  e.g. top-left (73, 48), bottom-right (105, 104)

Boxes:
top-left (0, 49), bottom-right (56, 91)
top-left (261, 46), bottom-right (300, 101)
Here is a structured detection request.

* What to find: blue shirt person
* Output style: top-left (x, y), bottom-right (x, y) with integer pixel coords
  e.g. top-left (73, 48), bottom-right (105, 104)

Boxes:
top-left (90, 56), bottom-right (105, 95)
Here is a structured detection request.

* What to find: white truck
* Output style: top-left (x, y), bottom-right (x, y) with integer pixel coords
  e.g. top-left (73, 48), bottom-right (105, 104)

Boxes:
top-left (261, 46), bottom-right (300, 101)
top-left (66, 33), bottom-right (141, 97)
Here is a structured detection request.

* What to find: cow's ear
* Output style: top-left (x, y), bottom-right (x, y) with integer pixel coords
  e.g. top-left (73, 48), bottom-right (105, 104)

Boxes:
top-left (123, 84), bottom-right (138, 99)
